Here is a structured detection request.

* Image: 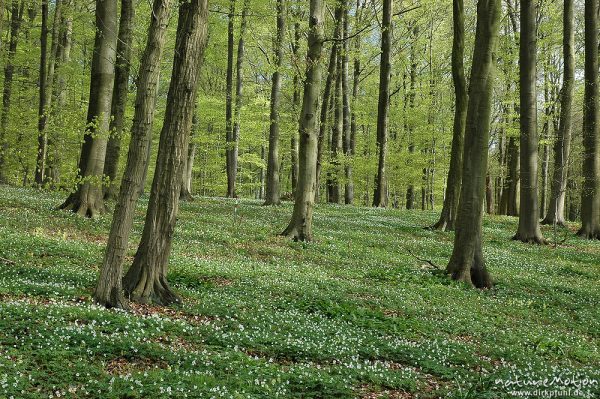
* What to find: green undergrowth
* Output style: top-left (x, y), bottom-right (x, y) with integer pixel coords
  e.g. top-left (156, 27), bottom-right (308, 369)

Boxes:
top-left (0, 186), bottom-right (598, 398)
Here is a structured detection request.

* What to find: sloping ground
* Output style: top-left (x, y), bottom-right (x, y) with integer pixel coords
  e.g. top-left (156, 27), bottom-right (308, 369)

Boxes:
top-left (0, 186), bottom-right (598, 398)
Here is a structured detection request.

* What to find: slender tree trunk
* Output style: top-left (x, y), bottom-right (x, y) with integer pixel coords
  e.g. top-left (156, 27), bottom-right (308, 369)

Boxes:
top-left (372, 0), bottom-right (392, 207)
top-left (431, 0), bottom-right (466, 230)
top-left (180, 112), bottom-right (198, 201)
top-left (446, 0), bottom-right (500, 288)
top-left (539, 72), bottom-right (551, 219)
top-left (226, 0), bottom-right (248, 198)
top-left (123, 0), bottom-right (209, 305)
top-left (315, 3), bottom-right (342, 201)
top-left (514, 0), bottom-right (546, 243)
top-left (0, 0), bottom-right (24, 184)
top-left (46, 1), bottom-right (71, 184)
top-left (58, 0), bottom-right (117, 217)
top-left (225, 0), bottom-right (236, 197)
top-left (405, 25), bottom-right (418, 209)
top-left (103, 0), bottom-right (134, 200)
top-left (342, 2), bottom-right (353, 205)
top-left (328, 54), bottom-right (343, 204)
top-left (93, 0), bottom-right (172, 308)
top-left (264, 0), bottom-right (285, 205)
top-left (34, 0), bottom-right (49, 186)
top-left (281, 0), bottom-right (324, 241)
top-left (349, 0), bottom-right (365, 205)
top-left (543, 0), bottom-right (573, 226)
top-left (290, 20), bottom-right (301, 196)
top-left (578, 0), bottom-right (600, 238)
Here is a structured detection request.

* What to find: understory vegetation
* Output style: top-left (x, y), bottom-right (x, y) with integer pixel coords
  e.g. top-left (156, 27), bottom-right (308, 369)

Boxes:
top-left (0, 186), bottom-right (598, 398)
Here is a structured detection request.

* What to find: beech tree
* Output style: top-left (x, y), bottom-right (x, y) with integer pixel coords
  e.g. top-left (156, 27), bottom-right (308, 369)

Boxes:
top-left (446, 0), bottom-right (500, 288)
top-left (264, 0), bottom-right (285, 206)
top-left (542, 0), bottom-right (573, 226)
top-left (578, 0), bottom-right (600, 239)
top-left (58, 0), bottom-right (118, 217)
top-left (513, 0), bottom-right (546, 244)
top-left (372, 0), bottom-right (392, 208)
top-left (94, 0), bottom-right (173, 308)
top-left (0, 0), bottom-right (24, 184)
top-left (281, 0), bottom-right (324, 241)
top-left (103, 0), bottom-right (134, 200)
top-left (123, 0), bottom-right (209, 304)
top-left (431, 0), bottom-right (466, 231)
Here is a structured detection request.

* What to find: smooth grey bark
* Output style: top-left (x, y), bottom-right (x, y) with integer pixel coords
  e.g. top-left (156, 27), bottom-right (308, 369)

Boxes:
top-left (58, 0), bottom-right (117, 217)
top-left (499, 136), bottom-right (519, 216)
top-left (446, 0), bottom-right (500, 288)
top-left (93, 0), bottom-right (172, 309)
top-left (315, 2), bottom-right (342, 201)
top-left (514, 0), bottom-right (546, 244)
top-left (578, 0), bottom-right (600, 239)
top-left (225, 0), bottom-right (236, 197)
top-left (432, 0), bottom-right (466, 231)
top-left (46, 1), bottom-right (72, 184)
top-left (405, 25), bottom-right (418, 209)
top-left (328, 54), bottom-right (343, 204)
top-left (542, 0), bottom-right (574, 226)
top-left (342, 2), bottom-right (353, 204)
top-left (180, 112), bottom-right (198, 202)
top-left (103, 0), bottom-right (134, 200)
top-left (123, 0), bottom-right (209, 305)
top-left (281, 0), bottom-right (324, 241)
top-left (0, 0), bottom-right (24, 184)
top-left (226, 0), bottom-right (249, 198)
top-left (34, 0), bottom-right (49, 186)
top-left (372, 0), bottom-right (392, 207)
top-left (264, 0), bottom-right (285, 205)
top-left (290, 20), bottom-right (301, 195)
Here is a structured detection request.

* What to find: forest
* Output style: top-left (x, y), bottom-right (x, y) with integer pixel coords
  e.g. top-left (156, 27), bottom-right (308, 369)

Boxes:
top-left (0, 0), bottom-right (598, 397)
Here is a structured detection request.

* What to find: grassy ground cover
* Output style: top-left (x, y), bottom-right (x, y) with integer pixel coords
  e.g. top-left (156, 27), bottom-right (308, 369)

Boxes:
top-left (0, 186), bottom-right (598, 398)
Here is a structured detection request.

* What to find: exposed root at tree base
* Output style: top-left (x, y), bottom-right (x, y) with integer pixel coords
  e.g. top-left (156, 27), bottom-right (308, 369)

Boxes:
top-left (576, 228), bottom-right (600, 240)
top-left (93, 287), bottom-right (130, 310)
top-left (58, 196), bottom-right (106, 218)
top-left (512, 234), bottom-right (549, 245)
top-left (124, 276), bottom-right (182, 307)
top-left (540, 218), bottom-right (566, 227)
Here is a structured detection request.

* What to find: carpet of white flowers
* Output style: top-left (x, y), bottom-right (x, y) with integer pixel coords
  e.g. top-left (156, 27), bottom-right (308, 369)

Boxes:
top-left (0, 186), bottom-right (598, 398)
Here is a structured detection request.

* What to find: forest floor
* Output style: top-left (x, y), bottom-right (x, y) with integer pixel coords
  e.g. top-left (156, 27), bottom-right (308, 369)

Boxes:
top-left (0, 186), bottom-right (598, 399)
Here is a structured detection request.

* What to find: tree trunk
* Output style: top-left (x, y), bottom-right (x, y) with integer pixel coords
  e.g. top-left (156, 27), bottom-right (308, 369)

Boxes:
top-left (225, 0), bottom-right (236, 197)
top-left (542, 0), bottom-right (573, 226)
top-left (349, 0), bottom-right (365, 205)
top-left (431, 0), bottom-right (467, 230)
top-left (93, 0), bottom-right (172, 309)
top-left (405, 25), bottom-right (418, 209)
top-left (499, 136), bottom-right (519, 216)
top-left (290, 20), bottom-right (301, 196)
top-left (578, 0), bottom-right (600, 239)
top-left (226, 0), bottom-right (248, 198)
top-left (103, 0), bottom-right (134, 200)
top-left (328, 53), bottom-right (343, 204)
top-left (58, 0), bottom-right (117, 217)
top-left (34, 0), bottom-right (49, 186)
top-left (342, 2), bottom-right (353, 205)
top-left (180, 112), bottom-right (198, 201)
top-left (513, 0), bottom-right (546, 244)
top-left (46, 1), bottom-right (72, 185)
top-left (315, 3), bottom-right (342, 201)
top-left (446, 0), bottom-right (500, 289)
top-left (539, 73), bottom-right (551, 219)
top-left (281, 0), bottom-right (324, 241)
top-left (264, 0), bottom-right (285, 205)
top-left (123, 0), bottom-right (209, 305)
top-left (0, 0), bottom-right (24, 184)
top-left (372, 0), bottom-right (392, 208)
